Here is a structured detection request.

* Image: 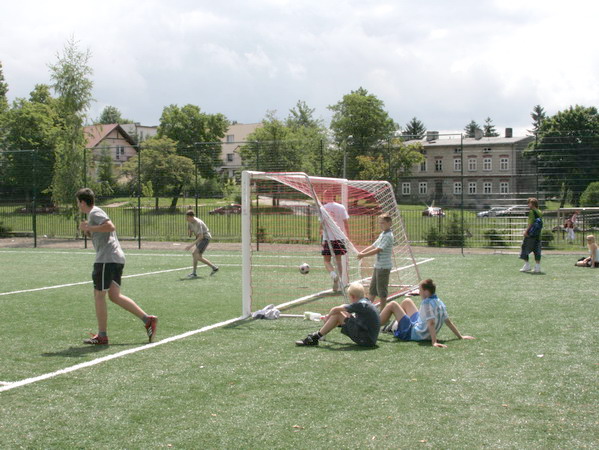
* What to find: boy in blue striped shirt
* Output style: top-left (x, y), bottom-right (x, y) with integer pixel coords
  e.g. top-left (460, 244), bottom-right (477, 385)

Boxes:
top-left (380, 279), bottom-right (475, 348)
top-left (357, 214), bottom-right (394, 310)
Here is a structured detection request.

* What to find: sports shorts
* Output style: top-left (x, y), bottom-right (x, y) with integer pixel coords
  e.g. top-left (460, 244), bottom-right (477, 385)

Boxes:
top-left (340, 316), bottom-right (376, 347)
top-left (321, 240), bottom-right (347, 256)
top-left (195, 238), bottom-right (210, 254)
top-left (393, 311), bottom-right (420, 341)
top-left (520, 236), bottom-right (541, 261)
top-left (92, 263), bottom-right (124, 291)
top-left (369, 268), bottom-right (391, 298)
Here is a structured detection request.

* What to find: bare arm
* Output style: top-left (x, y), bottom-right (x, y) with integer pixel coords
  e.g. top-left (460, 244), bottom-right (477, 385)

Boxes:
top-left (357, 246), bottom-right (381, 259)
top-left (186, 232), bottom-right (204, 251)
top-left (427, 319), bottom-right (446, 348)
top-left (444, 318), bottom-right (475, 341)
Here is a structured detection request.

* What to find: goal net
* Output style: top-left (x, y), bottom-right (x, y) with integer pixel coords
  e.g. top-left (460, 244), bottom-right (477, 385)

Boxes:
top-left (241, 171), bottom-right (421, 318)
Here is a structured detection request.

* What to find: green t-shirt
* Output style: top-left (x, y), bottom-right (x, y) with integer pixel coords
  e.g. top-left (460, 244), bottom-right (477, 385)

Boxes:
top-left (528, 208), bottom-right (542, 226)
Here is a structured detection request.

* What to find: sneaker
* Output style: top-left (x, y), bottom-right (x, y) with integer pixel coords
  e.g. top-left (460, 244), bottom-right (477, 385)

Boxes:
top-left (332, 280), bottom-right (339, 292)
top-left (520, 263), bottom-right (531, 272)
top-left (83, 334), bottom-right (108, 345)
top-left (210, 267), bottom-right (219, 276)
top-left (534, 264), bottom-right (541, 273)
top-left (145, 316), bottom-right (158, 343)
top-left (186, 272), bottom-right (198, 278)
top-left (295, 332), bottom-right (320, 346)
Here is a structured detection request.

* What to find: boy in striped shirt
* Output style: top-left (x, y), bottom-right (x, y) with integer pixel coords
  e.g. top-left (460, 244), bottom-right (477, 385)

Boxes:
top-left (357, 214), bottom-right (394, 310)
top-left (380, 279), bottom-right (474, 348)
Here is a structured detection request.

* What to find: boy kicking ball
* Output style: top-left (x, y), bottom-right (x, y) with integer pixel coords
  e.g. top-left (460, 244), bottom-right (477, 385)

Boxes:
top-left (296, 282), bottom-right (380, 347)
top-left (185, 210), bottom-right (219, 278)
top-left (380, 279), bottom-right (474, 348)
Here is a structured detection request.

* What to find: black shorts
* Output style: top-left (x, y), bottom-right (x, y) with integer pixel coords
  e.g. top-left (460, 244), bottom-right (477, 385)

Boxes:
top-left (195, 238), bottom-right (210, 254)
top-left (340, 316), bottom-right (376, 347)
top-left (321, 240), bottom-right (347, 256)
top-left (92, 263), bottom-right (124, 291)
top-left (520, 236), bottom-right (541, 261)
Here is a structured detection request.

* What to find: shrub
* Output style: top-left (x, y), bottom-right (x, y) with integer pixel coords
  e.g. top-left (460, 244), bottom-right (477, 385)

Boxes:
top-left (541, 229), bottom-right (554, 248)
top-left (484, 229), bottom-right (508, 247)
top-left (442, 215), bottom-right (467, 247)
top-left (0, 221), bottom-right (11, 237)
top-left (580, 182), bottom-right (599, 207)
top-left (424, 226), bottom-right (442, 247)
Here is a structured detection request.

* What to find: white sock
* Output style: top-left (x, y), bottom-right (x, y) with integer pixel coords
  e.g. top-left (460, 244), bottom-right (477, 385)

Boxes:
top-left (521, 262), bottom-right (530, 271)
top-left (330, 271), bottom-right (338, 281)
top-left (535, 264), bottom-right (541, 271)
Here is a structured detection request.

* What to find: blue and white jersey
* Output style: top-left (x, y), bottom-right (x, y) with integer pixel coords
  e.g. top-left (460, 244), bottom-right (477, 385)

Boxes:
top-left (410, 294), bottom-right (449, 341)
top-left (373, 230), bottom-right (394, 269)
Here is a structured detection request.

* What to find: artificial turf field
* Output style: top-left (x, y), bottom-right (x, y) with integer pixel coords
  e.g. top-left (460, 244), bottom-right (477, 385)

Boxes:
top-left (0, 248), bottom-right (597, 448)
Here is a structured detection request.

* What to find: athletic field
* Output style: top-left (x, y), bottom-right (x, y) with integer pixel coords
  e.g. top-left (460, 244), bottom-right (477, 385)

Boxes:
top-left (0, 248), bottom-right (596, 448)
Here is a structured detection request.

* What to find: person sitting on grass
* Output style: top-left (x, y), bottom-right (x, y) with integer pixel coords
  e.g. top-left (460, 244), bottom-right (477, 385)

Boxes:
top-left (575, 235), bottom-right (599, 268)
top-left (380, 279), bottom-right (474, 348)
top-left (295, 282), bottom-right (380, 347)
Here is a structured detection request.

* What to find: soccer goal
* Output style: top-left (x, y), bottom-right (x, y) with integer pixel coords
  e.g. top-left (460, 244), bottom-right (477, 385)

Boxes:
top-left (241, 171), bottom-right (421, 318)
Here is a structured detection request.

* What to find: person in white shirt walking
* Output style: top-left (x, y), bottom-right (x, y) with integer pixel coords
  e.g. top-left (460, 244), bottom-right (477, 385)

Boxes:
top-left (320, 191), bottom-right (350, 292)
top-left (185, 210), bottom-right (218, 278)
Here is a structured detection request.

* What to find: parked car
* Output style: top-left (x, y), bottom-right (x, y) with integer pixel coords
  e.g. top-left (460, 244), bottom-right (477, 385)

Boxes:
top-left (208, 204), bottom-right (241, 215)
top-left (422, 206), bottom-right (445, 217)
top-left (477, 207), bottom-right (507, 217)
top-left (498, 205), bottom-right (529, 216)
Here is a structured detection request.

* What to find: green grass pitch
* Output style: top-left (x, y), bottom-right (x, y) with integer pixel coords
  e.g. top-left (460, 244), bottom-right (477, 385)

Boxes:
top-left (0, 248), bottom-right (597, 448)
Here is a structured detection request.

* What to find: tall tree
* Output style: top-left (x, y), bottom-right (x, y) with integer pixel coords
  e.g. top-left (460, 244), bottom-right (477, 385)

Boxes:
top-left (328, 87), bottom-right (397, 178)
top-left (356, 139), bottom-right (424, 185)
top-left (464, 120), bottom-right (481, 138)
top-left (0, 61), bottom-right (8, 115)
top-left (157, 104), bottom-right (229, 177)
top-left (287, 100), bottom-right (320, 129)
top-left (48, 38), bottom-right (94, 212)
top-left (121, 137), bottom-right (195, 210)
top-left (95, 145), bottom-right (116, 196)
top-left (97, 105), bottom-right (131, 124)
top-left (529, 104), bottom-right (547, 137)
top-left (402, 117), bottom-right (427, 139)
top-left (483, 117), bottom-right (499, 137)
top-left (528, 105), bottom-right (599, 206)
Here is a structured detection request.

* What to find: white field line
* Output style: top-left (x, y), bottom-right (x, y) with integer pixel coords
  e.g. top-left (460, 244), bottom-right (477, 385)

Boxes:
top-left (0, 316), bottom-right (243, 393)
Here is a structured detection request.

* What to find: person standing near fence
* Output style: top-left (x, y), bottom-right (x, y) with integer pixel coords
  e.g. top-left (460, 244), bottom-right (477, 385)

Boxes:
top-left (519, 197), bottom-right (543, 273)
top-left (185, 210), bottom-right (219, 278)
top-left (77, 188), bottom-right (158, 345)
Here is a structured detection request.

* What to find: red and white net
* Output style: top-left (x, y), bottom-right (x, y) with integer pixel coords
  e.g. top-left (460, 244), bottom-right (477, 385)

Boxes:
top-left (243, 172), bottom-right (421, 316)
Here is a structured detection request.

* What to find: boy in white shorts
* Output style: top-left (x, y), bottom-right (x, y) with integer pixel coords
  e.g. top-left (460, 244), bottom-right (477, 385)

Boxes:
top-left (185, 210), bottom-right (218, 277)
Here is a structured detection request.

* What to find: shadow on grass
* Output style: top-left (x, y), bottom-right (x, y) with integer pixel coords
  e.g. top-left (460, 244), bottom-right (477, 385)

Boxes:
top-left (306, 339), bottom-right (379, 351)
top-left (178, 276), bottom-right (206, 281)
top-left (41, 343), bottom-right (137, 358)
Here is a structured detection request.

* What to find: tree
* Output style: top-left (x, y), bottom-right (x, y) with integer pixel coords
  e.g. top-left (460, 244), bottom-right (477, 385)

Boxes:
top-left (48, 38), bottom-right (94, 213)
top-left (328, 87), bottom-right (397, 178)
top-left (580, 181), bottom-right (599, 207)
top-left (529, 104), bottom-right (547, 137)
top-left (402, 117), bottom-right (427, 139)
top-left (2, 85), bottom-right (60, 199)
top-left (0, 61), bottom-right (8, 114)
top-left (95, 145), bottom-right (116, 196)
top-left (287, 100), bottom-right (320, 129)
top-left (464, 120), bottom-right (481, 138)
top-left (157, 104), bottom-right (229, 177)
top-left (528, 105), bottom-right (599, 206)
top-left (97, 105), bottom-right (132, 124)
top-left (483, 117), bottom-right (499, 137)
top-left (355, 139), bottom-right (424, 185)
top-left (121, 137), bottom-right (195, 210)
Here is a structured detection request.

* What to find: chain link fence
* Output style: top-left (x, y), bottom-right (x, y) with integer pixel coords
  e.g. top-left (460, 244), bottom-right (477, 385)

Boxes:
top-left (1, 133), bottom-right (598, 249)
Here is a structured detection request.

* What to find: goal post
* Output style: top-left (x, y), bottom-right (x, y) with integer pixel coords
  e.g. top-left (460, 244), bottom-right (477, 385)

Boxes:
top-left (241, 170), bottom-right (421, 318)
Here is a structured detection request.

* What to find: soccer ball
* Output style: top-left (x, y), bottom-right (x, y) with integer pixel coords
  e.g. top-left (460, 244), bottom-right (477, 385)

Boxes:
top-left (299, 263), bottom-right (310, 274)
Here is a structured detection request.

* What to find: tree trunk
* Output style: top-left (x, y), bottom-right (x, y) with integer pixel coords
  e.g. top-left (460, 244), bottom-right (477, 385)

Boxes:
top-left (559, 187), bottom-right (568, 208)
top-left (155, 197), bottom-right (159, 211)
top-left (170, 185), bottom-right (183, 211)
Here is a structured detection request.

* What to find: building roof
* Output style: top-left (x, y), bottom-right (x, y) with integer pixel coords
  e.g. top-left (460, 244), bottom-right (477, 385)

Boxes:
top-left (405, 135), bottom-right (534, 147)
top-left (83, 124), bottom-right (137, 148)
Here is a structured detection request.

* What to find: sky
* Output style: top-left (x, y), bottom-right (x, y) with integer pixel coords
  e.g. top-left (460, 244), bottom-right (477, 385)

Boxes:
top-left (1, 0), bottom-right (598, 137)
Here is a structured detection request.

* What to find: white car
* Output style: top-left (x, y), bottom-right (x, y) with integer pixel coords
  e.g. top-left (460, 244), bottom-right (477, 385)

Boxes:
top-left (477, 207), bottom-right (507, 217)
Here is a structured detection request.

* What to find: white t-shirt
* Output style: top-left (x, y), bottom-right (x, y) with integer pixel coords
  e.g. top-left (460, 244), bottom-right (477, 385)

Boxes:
top-left (321, 202), bottom-right (349, 241)
top-left (188, 217), bottom-right (212, 239)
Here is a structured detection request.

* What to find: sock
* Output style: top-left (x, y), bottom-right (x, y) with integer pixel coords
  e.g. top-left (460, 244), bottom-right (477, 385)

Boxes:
top-left (142, 315), bottom-right (149, 325)
top-left (98, 331), bottom-right (107, 337)
top-left (316, 331), bottom-right (323, 339)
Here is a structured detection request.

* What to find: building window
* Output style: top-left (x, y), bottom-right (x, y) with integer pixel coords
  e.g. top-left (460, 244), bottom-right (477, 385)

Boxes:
top-left (402, 183), bottom-right (411, 195)
top-left (500, 158), bottom-right (509, 171)
top-left (483, 157), bottom-right (492, 171)
top-left (500, 182), bottom-right (509, 194)
top-left (468, 158), bottom-right (477, 171)
top-left (453, 182), bottom-right (462, 195)
top-left (454, 147), bottom-right (462, 153)
top-left (435, 159), bottom-right (443, 172)
top-left (468, 182), bottom-right (477, 194)
top-left (419, 182), bottom-right (427, 195)
top-left (226, 153), bottom-right (234, 162)
top-left (454, 158), bottom-right (461, 171)
top-left (115, 146), bottom-right (124, 160)
top-left (420, 159), bottom-right (427, 172)
top-left (226, 134), bottom-right (235, 143)
top-left (483, 182), bottom-right (492, 194)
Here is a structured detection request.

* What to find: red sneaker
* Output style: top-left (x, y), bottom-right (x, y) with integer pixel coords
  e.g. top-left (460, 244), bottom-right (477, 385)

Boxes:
top-left (83, 334), bottom-right (108, 345)
top-left (145, 316), bottom-right (158, 343)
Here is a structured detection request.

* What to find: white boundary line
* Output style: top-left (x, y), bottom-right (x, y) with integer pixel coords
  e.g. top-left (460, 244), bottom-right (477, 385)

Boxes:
top-left (0, 316), bottom-right (243, 393)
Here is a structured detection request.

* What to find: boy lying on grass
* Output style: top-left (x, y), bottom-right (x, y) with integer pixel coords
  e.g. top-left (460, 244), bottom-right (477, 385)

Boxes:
top-left (380, 279), bottom-right (475, 348)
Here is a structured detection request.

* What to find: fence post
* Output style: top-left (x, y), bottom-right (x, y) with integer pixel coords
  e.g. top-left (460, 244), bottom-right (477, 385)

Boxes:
top-left (83, 147), bottom-right (87, 249)
top-left (137, 145), bottom-right (141, 249)
top-left (32, 149), bottom-right (37, 248)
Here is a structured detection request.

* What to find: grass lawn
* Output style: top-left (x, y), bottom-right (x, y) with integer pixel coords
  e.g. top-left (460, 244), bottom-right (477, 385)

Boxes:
top-left (0, 249), bottom-right (597, 448)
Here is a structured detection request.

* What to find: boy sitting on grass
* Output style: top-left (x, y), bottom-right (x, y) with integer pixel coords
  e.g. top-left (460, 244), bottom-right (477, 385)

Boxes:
top-left (380, 279), bottom-right (474, 348)
top-left (295, 282), bottom-right (380, 347)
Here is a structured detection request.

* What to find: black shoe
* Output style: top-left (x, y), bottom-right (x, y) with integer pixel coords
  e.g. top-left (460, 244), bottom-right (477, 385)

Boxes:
top-left (295, 332), bottom-right (320, 346)
top-left (210, 267), bottom-right (219, 276)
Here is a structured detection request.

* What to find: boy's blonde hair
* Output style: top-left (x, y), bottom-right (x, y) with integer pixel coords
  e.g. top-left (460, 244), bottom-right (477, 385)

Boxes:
top-left (347, 282), bottom-right (365, 300)
top-left (379, 213), bottom-right (392, 224)
top-left (587, 235), bottom-right (596, 244)
top-left (527, 197), bottom-right (539, 209)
